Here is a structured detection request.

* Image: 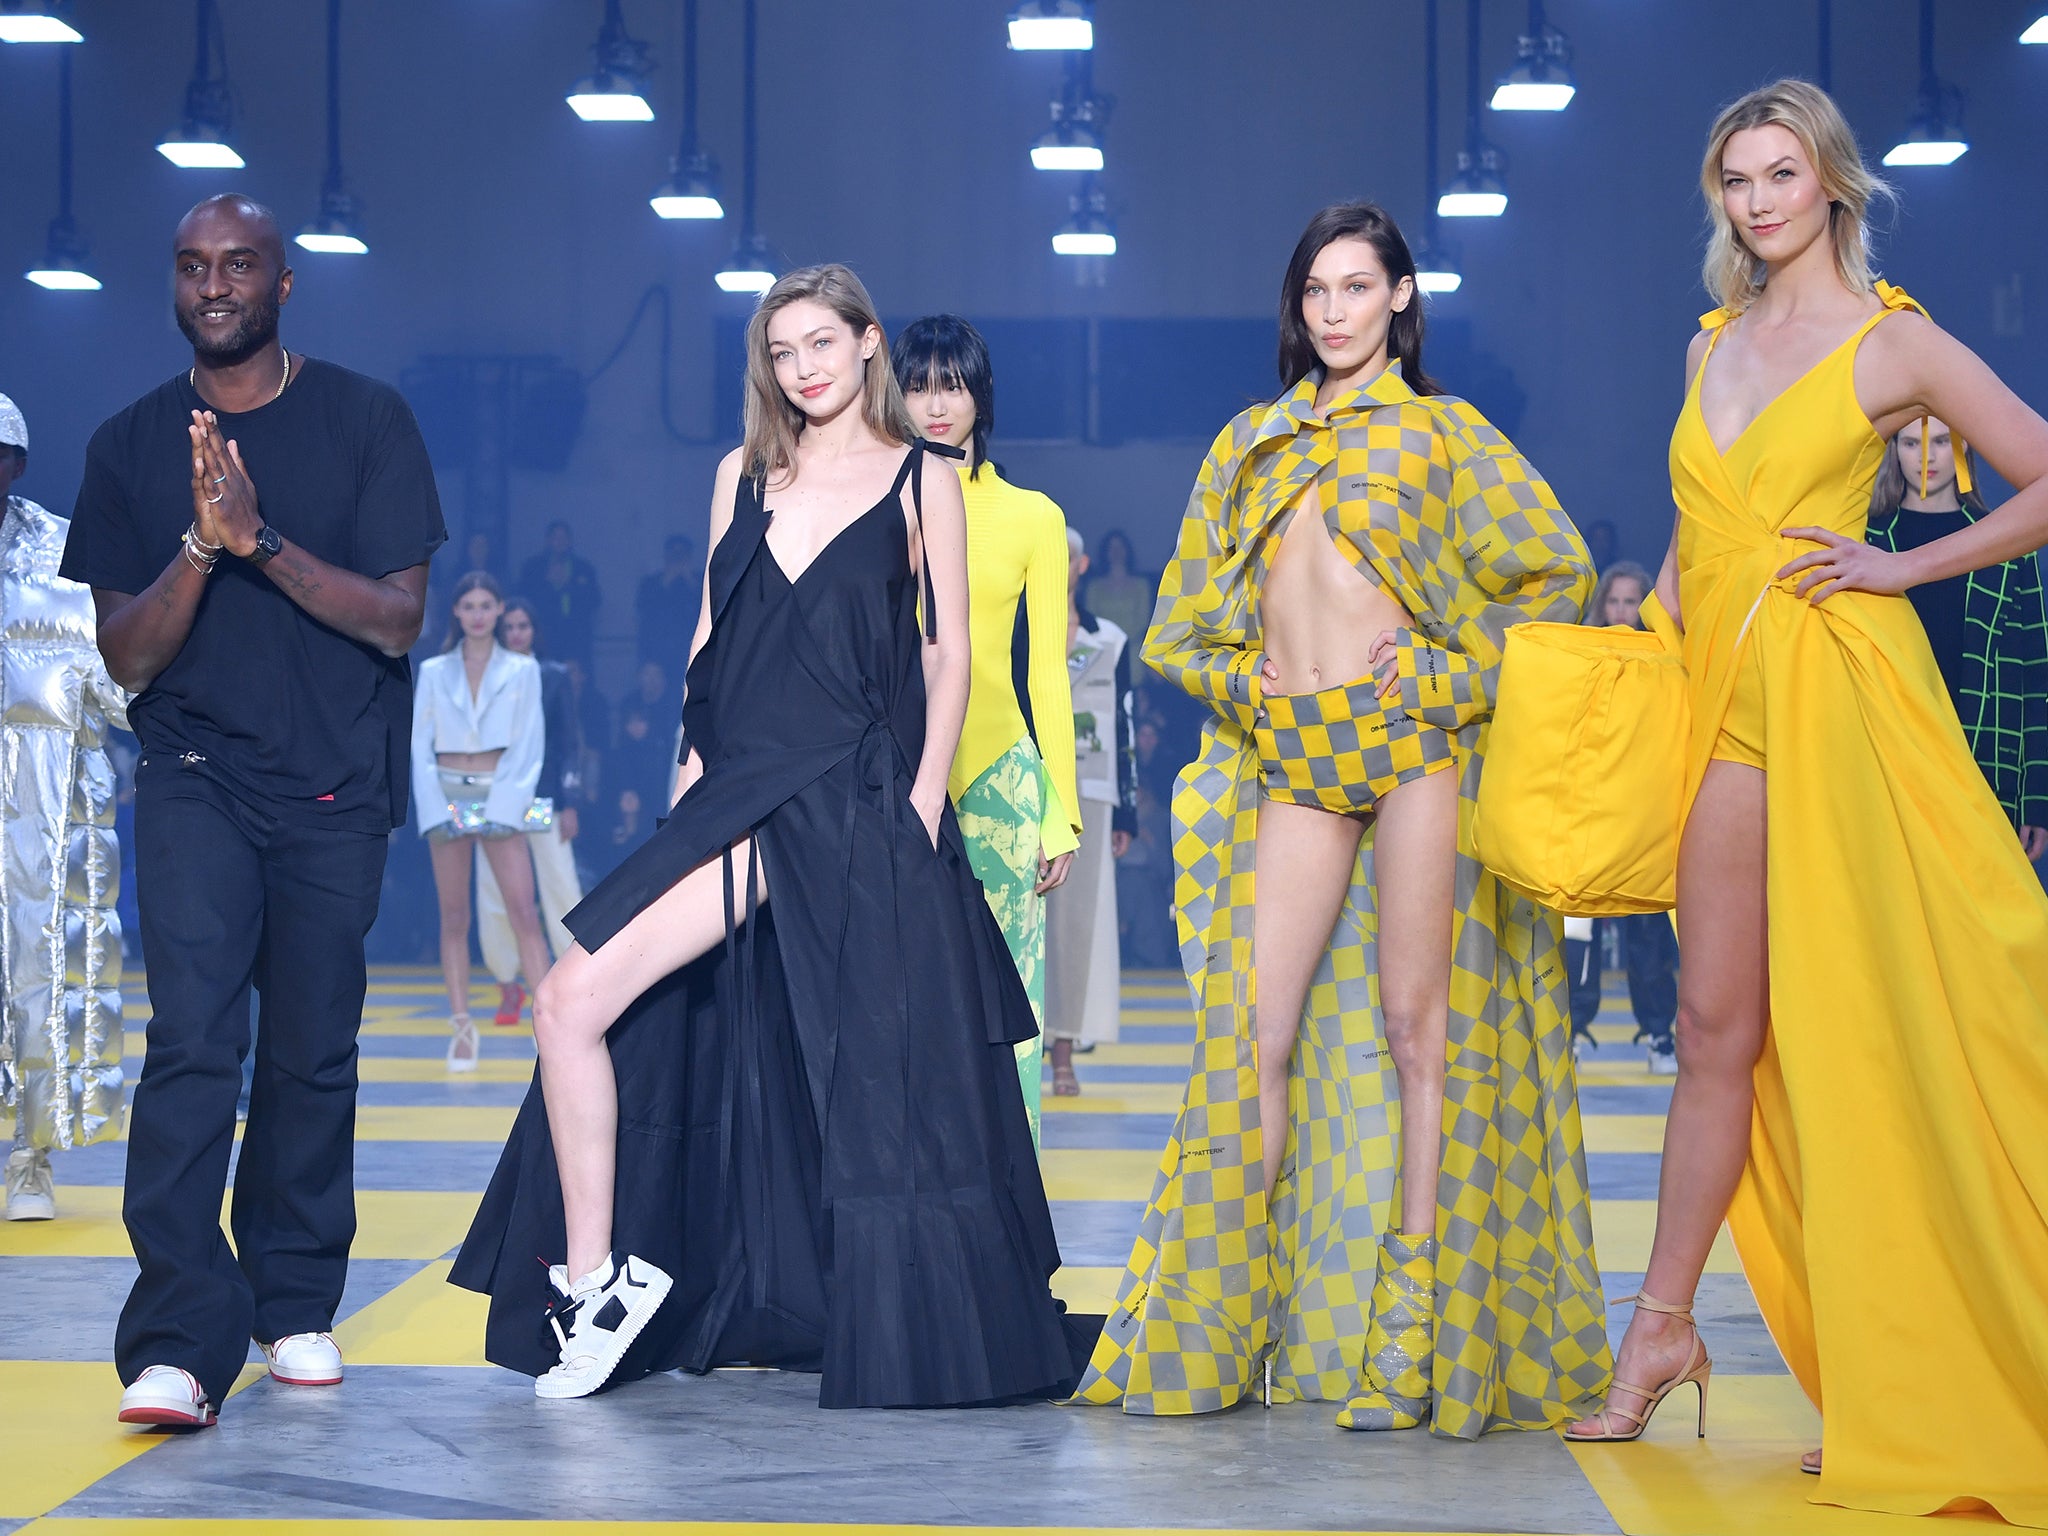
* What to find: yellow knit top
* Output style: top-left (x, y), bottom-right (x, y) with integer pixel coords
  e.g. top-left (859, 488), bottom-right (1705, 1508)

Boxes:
top-left (949, 462), bottom-right (1082, 857)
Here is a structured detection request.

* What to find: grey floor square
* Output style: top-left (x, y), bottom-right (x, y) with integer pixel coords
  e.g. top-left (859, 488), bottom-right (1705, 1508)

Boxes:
top-left (59, 1365), bottom-right (1620, 1532)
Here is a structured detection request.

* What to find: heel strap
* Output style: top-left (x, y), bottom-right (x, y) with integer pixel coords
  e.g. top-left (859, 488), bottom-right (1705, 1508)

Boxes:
top-left (1631, 1290), bottom-right (1694, 1322)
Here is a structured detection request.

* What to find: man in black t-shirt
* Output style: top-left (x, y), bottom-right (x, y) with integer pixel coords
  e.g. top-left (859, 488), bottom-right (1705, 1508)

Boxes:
top-left (60, 195), bottom-right (445, 1429)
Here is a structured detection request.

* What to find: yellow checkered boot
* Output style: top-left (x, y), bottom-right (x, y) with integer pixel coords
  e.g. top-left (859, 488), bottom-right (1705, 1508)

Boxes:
top-left (1335, 1232), bottom-right (1438, 1431)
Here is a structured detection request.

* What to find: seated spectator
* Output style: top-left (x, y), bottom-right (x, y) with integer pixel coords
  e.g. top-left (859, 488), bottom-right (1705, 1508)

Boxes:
top-left (636, 534), bottom-right (700, 676)
top-left (517, 520), bottom-right (602, 669)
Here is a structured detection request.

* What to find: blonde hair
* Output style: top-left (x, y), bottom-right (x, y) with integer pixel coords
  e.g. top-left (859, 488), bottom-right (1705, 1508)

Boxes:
top-left (740, 264), bottom-right (916, 483)
top-left (1699, 79), bottom-right (1891, 315)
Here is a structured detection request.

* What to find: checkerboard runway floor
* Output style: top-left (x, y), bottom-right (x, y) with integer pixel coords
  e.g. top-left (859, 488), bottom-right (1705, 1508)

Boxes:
top-left (2, 968), bottom-right (1924, 1535)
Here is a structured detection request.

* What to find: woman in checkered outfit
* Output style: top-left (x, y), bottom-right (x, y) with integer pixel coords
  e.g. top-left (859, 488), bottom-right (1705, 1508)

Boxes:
top-left (1073, 203), bottom-right (1610, 1436)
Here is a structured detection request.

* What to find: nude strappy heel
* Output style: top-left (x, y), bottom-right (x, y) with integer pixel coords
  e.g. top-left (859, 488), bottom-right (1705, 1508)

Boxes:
top-left (1561, 1291), bottom-right (1711, 1443)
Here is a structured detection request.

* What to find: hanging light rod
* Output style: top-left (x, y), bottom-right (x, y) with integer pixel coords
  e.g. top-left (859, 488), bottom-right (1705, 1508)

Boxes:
top-left (715, 234), bottom-right (776, 294)
top-left (714, 0), bottom-right (775, 294)
top-left (651, 0), bottom-right (721, 219)
top-left (1442, 0), bottom-right (1507, 216)
top-left (26, 50), bottom-right (98, 289)
top-left (1008, 0), bottom-right (1092, 51)
top-left (0, 1), bottom-right (81, 43)
top-left (158, 0), bottom-right (244, 168)
top-left (1052, 178), bottom-right (1115, 255)
top-left (568, 0), bottom-right (655, 121)
top-left (1490, 1), bottom-right (1574, 111)
top-left (1417, 0), bottom-right (1461, 292)
top-left (1883, 0), bottom-right (1967, 165)
top-left (294, 0), bottom-right (368, 253)
top-left (1032, 54), bottom-right (1107, 171)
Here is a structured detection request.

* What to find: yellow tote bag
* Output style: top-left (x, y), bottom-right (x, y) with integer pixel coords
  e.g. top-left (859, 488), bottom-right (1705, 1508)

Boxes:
top-left (1474, 596), bottom-right (1686, 915)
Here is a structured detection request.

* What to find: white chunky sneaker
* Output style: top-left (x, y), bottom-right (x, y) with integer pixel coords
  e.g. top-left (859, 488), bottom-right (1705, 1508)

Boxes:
top-left (535, 1251), bottom-right (672, 1400)
top-left (117, 1365), bottom-right (217, 1427)
top-left (5, 1146), bottom-right (55, 1221)
top-left (263, 1331), bottom-right (343, 1386)
top-left (1647, 1045), bottom-right (1679, 1077)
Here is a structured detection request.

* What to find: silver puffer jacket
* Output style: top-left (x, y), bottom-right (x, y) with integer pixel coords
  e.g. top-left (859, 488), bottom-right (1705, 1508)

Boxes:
top-left (0, 495), bottom-right (128, 1149)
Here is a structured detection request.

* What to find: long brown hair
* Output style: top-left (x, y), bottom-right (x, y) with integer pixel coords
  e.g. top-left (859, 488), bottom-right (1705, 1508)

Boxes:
top-left (1699, 80), bottom-right (1891, 316)
top-left (741, 264), bottom-right (916, 484)
top-left (1585, 561), bottom-right (1655, 629)
top-left (1276, 202), bottom-right (1440, 396)
top-left (440, 569), bottom-right (504, 653)
top-left (1871, 425), bottom-right (1989, 521)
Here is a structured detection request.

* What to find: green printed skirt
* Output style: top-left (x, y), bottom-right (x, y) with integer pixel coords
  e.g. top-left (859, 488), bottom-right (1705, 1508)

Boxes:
top-left (956, 736), bottom-right (1049, 1145)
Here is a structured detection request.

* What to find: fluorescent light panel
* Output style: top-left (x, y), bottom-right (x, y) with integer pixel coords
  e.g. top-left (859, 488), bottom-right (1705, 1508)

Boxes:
top-left (2022, 15), bottom-right (2048, 42)
top-left (1008, 16), bottom-right (1091, 48)
top-left (1030, 143), bottom-right (1103, 171)
top-left (1052, 230), bottom-right (1115, 256)
top-left (1490, 80), bottom-right (1574, 111)
top-left (158, 140), bottom-right (246, 169)
top-left (1882, 140), bottom-right (1967, 166)
top-left (294, 231), bottom-right (368, 254)
top-left (652, 193), bottom-right (723, 219)
top-left (1416, 271), bottom-right (1462, 293)
top-left (715, 268), bottom-right (774, 294)
top-left (25, 267), bottom-right (100, 289)
top-left (0, 16), bottom-right (82, 42)
top-left (567, 91), bottom-right (654, 122)
top-left (1438, 191), bottom-right (1507, 217)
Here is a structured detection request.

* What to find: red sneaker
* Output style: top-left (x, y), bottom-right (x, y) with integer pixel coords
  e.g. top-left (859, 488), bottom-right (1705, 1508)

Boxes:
top-left (493, 981), bottom-right (526, 1028)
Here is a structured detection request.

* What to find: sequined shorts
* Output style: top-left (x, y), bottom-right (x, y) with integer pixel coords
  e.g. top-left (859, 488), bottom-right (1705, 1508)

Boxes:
top-left (1708, 648), bottom-right (1766, 771)
top-left (427, 768), bottom-right (525, 844)
top-left (1254, 675), bottom-right (1458, 816)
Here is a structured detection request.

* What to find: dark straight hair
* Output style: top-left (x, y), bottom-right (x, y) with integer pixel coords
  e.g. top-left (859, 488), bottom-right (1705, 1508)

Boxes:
top-left (441, 569), bottom-right (505, 653)
top-left (1276, 201), bottom-right (1440, 397)
top-left (891, 314), bottom-right (995, 480)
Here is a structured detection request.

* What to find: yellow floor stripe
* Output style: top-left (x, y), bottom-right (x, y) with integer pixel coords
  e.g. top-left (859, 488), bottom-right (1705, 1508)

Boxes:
top-left (1563, 1375), bottom-right (1945, 1535)
top-left (332, 1261), bottom-right (491, 1367)
top-left (1050, 1265), bottom-right (1120, 1315)
top-left (0, 1188), bottom-right (480, 1261)
top-left (355, 1105), bottom-right (521, 1142)
top-left (1594, 1202), bottom-right (1740, 1275)
top-left (1039, 1149), bottom-right (1159, 1203)
top-left (1041, 1084), bottom-right (1185, 1115)
top-left (1581, 1115), bottom-right (1670, 1155)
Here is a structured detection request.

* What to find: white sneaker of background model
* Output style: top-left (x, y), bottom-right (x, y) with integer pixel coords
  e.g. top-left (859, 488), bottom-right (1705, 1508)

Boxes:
top-left (535, 1252), bottom-right (672, 1400)
top-left (1647, 1045), bottom-right (1679, 1077)
top-left (264, 1331), bottom-right (344, 1385)
top-left (4, 1146), bottom-right (55, 1221)
top-left (117, 1365), bottom-right (217, 1428)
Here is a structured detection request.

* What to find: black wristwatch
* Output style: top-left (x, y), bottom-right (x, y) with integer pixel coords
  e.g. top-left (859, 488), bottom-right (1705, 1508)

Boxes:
top-left (247, 525), bottom-right (284, 567)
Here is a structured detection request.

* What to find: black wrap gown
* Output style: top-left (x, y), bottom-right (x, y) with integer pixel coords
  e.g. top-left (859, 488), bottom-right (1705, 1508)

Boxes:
top-left (450, 443), bottom-right (1083, 1408)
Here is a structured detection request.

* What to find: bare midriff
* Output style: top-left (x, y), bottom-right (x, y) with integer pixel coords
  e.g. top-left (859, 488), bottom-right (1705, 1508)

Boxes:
top-left (1260, 480), bottom-right (1413, 697)
top-left (436, 749), bottom-right (504, 773)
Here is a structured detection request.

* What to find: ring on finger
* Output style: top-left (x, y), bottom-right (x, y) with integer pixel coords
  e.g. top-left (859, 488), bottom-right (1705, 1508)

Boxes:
top-left (205, 492), bottom-right (224, 504)
top-left (212, 473), bottom-right (227, 485)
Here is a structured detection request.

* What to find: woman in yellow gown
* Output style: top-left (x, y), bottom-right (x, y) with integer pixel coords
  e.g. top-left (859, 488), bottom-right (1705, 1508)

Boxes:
top-left (1564, 80), bottom-right (2048, 1527)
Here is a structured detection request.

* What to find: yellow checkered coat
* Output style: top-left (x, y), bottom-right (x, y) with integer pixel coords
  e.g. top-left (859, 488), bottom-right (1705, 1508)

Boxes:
top-left (1076, 364), bottom-right (1612, 1433)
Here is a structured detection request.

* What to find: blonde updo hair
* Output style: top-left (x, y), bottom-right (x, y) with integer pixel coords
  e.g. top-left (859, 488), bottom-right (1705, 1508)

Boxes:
top-left (1699, 79), bottom-right (1892, 315)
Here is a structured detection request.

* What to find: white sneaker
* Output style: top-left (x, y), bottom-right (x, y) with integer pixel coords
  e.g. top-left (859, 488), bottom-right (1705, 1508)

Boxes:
top-left (1647, 1045), bottom-right (1678, 1077)
top-left (5, 1146), bottom-right (55, 1221)
top-left (263, 1331), bottom-right (343, 1386)
top-left (535, 1252), bottom-right (672, 1400)
top-left (117, 1365), bottom-right (217, 1427)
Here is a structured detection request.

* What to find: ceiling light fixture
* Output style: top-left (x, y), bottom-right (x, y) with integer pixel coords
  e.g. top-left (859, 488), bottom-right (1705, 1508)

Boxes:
top-left (1030, 52), bottom-right (1108, 171)
top-left (1415, 0), bottom-right (1462, 293)
top-left (1441, 0), bottom-right (1508, 216)
top-left (715, 0), bottom-right (775, 295)
top-left (568, 0), bottom-right (654, 122)
top-left (1883, 0), bottom-right (1967, 165)
top-left (1007, 0), bottom-right (1092, 51)
top-left (157, 0), bottom-right (244, 169)
top-left (1490, 0), bottom-right (1574, 111)
top-left (1052, 177), bottom-right (1115, 256)
top-left (294, 0), bottom-right (368, 254)
top-left (651, 0), bottom-right (722, 218)
top-left (2022, 14), bottom-right (2048, 43)
top-left (0, 1), bottom-right (81, 44)
top-left (25, 49), bottom-right (98, 289)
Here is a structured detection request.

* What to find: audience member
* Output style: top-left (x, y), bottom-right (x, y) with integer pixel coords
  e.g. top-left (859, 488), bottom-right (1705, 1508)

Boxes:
top-left (635, 533), bottom-right (700, 676)
top-left (1080, 529), bottom-right (1155, 650)
top-left (516, 520), bottom-right (602, 669)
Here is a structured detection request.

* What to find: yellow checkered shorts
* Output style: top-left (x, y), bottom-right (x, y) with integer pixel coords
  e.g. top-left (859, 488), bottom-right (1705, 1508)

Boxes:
top-left (1254, 676), bottom-right (1456, 815)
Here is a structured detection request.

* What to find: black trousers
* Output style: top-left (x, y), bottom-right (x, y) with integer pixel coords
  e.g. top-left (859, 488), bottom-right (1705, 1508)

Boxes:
top-left (116, 759), bottom-right (387, 1405)
top-left (1565, 914), bottom-right (1679, 1047)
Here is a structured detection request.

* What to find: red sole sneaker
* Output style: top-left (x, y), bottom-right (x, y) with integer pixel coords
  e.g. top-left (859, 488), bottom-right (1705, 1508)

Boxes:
top-left (118, 1404), bottom-right (217, 1427)
top-left (268, 1369), bottom-right (343, 1386)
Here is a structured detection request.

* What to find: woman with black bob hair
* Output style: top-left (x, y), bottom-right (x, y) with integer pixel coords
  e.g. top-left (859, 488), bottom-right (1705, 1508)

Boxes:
top-left (1075, 202), bottom-right (1610, 1437)
top-left (892, 315), bottom-right (1081, 1139)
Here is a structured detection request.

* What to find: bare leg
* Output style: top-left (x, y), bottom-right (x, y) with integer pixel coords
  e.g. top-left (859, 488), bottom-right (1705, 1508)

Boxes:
top-left (1566, 760), bottom-right (1767, 1435)
top-left (1252, 799), bottom-right (1367, 1202)
top-left (533, 841), bottom-right (768, 1282)
top-left (479, 834), bottom-right (556, 991)
top-left (1370, 766), bottom-right (1459, 1236)
top-left (427, 836), bottom-right (477, 1021)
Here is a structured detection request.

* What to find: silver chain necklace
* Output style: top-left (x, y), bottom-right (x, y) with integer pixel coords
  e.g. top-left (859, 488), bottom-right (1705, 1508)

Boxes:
top-left (190, 349), bottom-right (291, 402)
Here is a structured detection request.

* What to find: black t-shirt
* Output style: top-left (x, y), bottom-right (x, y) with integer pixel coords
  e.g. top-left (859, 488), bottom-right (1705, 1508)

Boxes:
top-left (1884, 508), bottom-right (1974, 719)
top-left (60, 359), bottom-right (446, 832)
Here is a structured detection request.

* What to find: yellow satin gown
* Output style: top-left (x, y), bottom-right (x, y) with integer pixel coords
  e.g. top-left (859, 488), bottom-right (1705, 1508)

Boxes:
top-left (1672, 282), bottom-right (2048, 1526)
